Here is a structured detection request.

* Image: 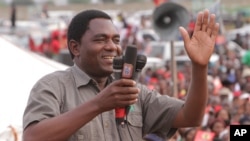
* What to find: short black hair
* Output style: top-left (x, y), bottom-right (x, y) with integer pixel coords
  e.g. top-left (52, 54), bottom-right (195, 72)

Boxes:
top-left (67, 9), bottom-right (112, 59)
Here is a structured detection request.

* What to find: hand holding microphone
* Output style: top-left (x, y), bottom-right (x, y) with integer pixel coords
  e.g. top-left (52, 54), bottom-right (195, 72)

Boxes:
top-left (93, 46), bottom-right (140, 115)
top-left (114, 45), bottom-right (137, 125)
top-left (113, 45), bottom-right (147, 125)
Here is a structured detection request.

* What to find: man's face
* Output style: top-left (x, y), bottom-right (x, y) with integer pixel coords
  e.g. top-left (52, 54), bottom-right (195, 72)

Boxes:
top-left (77, 18), bottom-right (122, 77)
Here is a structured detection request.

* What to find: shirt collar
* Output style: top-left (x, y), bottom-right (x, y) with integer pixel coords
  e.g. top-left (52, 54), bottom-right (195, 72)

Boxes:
top-left (71, 64), bottom-right (91, 88)
top-left (71, 64), bottom-right (115, 88)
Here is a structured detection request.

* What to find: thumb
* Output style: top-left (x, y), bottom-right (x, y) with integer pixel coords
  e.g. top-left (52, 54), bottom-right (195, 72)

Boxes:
top-left (179, 26), bottom-right (190, 47)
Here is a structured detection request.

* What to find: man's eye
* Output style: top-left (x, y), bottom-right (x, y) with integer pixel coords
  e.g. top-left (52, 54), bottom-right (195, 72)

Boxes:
top-left (95, 38), bottom-right (105, 42)
top-left (113, 39), bottom-right (120, 44)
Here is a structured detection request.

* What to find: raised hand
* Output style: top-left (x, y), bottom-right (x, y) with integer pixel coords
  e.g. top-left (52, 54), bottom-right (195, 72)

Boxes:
top-left (179, 9), bottom-right (220, 67)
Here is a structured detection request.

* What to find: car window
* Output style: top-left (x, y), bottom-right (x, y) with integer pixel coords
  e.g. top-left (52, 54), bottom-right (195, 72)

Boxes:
top-left (147, 41), bottom-right (186, 59)
top-left (148, 44), bottom-right (165, 58)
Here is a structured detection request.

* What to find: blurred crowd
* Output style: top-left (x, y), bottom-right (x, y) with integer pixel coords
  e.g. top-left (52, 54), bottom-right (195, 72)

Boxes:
top-left (107, 9), bottom-right (250, 141)
top-left (8, 3), bottom-right (250, 141)
top-left (28, 29), bottom-right (67, 59)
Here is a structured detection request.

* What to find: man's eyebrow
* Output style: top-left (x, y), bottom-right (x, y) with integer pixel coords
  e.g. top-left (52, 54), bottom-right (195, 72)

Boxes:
top-left (93, 33), bottom-right (120, 38)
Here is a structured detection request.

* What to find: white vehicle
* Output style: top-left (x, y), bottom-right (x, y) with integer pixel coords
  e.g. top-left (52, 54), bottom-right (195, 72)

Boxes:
top-left (144, 54), bottom-right (220, 73)
top-left (146, 41), bottom-right (186, 61)
top-left (143, 57), bottom-right (165, 72)
top-left (143, 40), bottom-right (220, 71)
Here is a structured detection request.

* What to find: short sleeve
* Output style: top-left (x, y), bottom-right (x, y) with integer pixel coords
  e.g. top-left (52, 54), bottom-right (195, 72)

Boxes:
top-left (23, 77), bottom-right (61, 130)
top-left (138, 84), bottom-right (184, 139)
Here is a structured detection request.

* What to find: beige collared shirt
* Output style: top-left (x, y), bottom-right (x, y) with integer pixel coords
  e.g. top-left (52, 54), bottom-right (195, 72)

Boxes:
top-left (23, 65), bottom-right (184, 141)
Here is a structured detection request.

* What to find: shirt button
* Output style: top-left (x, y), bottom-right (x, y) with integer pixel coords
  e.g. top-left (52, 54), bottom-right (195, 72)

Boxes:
top-left (78, 135), bottom-right (84, 139)
top-left (104, 122), bottom-right (109, 128)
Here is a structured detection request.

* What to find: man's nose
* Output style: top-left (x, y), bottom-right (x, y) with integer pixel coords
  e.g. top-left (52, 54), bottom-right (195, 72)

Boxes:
top-left (105, 40), bottom-right (118, 51)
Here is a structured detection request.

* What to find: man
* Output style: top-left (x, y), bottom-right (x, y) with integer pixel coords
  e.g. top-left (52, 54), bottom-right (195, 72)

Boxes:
top-left (23, 9), bottom-right (219, 141)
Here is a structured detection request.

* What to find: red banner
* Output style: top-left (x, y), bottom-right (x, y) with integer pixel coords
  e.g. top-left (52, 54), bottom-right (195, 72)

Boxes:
top-left (194, 130), bottom-right (215, 141)
top-left (153, 0), bottom-right (168, 7)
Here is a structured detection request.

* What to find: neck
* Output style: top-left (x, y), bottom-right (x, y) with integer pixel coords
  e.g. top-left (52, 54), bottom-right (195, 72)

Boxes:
top-left (91, 76), bottom-right (109, 90)
top-left (74, 63), bottom-right (110, 90)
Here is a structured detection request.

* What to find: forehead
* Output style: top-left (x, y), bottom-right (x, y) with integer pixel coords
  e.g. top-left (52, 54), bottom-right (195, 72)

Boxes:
top-left (86, 18), bottom-right (119, 35)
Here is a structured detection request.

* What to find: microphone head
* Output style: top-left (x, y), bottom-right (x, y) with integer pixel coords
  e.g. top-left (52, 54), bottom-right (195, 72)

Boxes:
top-left (122, 45), bottom-right (137, 79)
top-left (136, 54), bottom-right (147, 71)
top-left (113, 56), bottom-right (123, 69)
top-left (124, 45), bottom-right (138, 64)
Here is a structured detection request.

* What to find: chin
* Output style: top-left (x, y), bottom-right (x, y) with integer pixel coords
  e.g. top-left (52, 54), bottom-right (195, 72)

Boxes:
top-left (101, 68), bottom-right (113, 76)
top-left (106, 70), bottom-right (113, 75)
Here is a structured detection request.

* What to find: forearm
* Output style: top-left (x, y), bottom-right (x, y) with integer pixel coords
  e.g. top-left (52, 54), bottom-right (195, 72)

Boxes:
top-left (23, 98), bottom-right (101, 141)
top-left (183, 64), bottom-right (208, 125)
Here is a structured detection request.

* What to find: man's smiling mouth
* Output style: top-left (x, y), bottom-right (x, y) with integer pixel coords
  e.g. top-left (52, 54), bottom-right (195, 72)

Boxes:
top-left (103, 56), bottom-right (115, 59)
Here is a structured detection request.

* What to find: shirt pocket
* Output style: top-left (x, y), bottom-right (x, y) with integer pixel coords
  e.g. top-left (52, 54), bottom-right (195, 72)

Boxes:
top-left (126, 112), bottom-right (144, 141)
top-left (127, 112), bottom-right (143, 127)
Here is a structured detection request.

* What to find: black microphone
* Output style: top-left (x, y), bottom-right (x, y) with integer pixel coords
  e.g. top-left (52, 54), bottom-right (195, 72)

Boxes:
top-left (134, 54), bottom-right (147, 82)
top-left (115, 45), bottom-right (137, 125)
top-left (113, 56), bottom-right (123, 80)
top-left (121, 45), bottom-right (137, 79)
top-left (113, 56), bottom-right (124, 125)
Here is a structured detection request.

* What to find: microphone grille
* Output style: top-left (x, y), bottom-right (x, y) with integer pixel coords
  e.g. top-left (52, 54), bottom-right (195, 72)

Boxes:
top-left (136, 54), bottom-right (147, 70)
top-left (124, 45), bottom-right (137, 64)
top-left (113, 56), bottom-right (123, 69)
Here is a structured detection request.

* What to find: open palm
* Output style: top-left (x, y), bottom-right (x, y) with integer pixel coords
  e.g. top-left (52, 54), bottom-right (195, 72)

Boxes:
top-left (179, 10), bottom-right (220, 67)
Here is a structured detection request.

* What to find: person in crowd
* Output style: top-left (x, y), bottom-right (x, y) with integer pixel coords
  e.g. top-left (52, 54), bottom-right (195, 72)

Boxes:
top-left (182, 127), bottom-right (197, 141)
top-left (215, 108), bottom-right (231, 127)
top-left (28, 35), bottom-right (53, 58)
top-left (22, 9), bottom-right (219, 141)
top-left (10, 2), bottom-right (16, 29)
top-left (39, 37), bottom-right (52, 57)
top-left (41, 3), bottom-right (49, 19)
top-left (235, 13), bottom-right (244, 29)
top-left (233, 33), bottom-right (244, 47)
top-left (50, 30), bottom-right (61, 56)
top-left (209, 118), bottom-right (227, 140)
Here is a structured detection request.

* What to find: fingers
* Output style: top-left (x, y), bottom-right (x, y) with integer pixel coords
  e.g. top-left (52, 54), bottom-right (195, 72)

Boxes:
top-left (179, 26), bottom-right (190, 49)
top-left (201, 10), bottom-right (209, 31)
top-left (194, 11), bottom-right (203, 32)
top-left (113, 87), bottom-right (140, 106)
top-left (206, 14), bottom-right (216, 36)
top-left (118, 86), bottom-right (140, 94)
top-left (204, 11), bottom-right (219, 38)
top-left (211, 23), bottom-right (220, 41)
top-left (195, 9), bottom-right (219, 38)
top-left (111, 79), bottom-right (140, 99)
top-left (118, 93), bottom-right (139, 101)
top-left (118, 99), bottom-right (138, 107)
top-left (114, 79), bottom-right (136, 87)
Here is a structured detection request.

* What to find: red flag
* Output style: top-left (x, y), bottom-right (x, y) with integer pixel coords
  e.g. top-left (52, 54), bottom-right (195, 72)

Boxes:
top-left (194, 130), bottom-right (215, 141)
top-left (153, 0), bottom-right (168, 7)
top-left (28, 35), bottom-right (37, 52)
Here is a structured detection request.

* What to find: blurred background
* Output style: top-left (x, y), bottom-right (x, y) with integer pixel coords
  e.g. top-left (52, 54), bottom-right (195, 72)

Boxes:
top-left (0, 0), bottom-right (250, 141)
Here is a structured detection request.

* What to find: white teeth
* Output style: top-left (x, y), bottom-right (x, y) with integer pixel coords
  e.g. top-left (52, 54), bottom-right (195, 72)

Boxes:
top-left (103, 56), bottom-right (114, 59)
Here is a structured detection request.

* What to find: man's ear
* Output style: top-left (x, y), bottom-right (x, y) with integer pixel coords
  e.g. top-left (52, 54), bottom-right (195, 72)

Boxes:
top-left (68, 40), bottom-right (80, 58)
